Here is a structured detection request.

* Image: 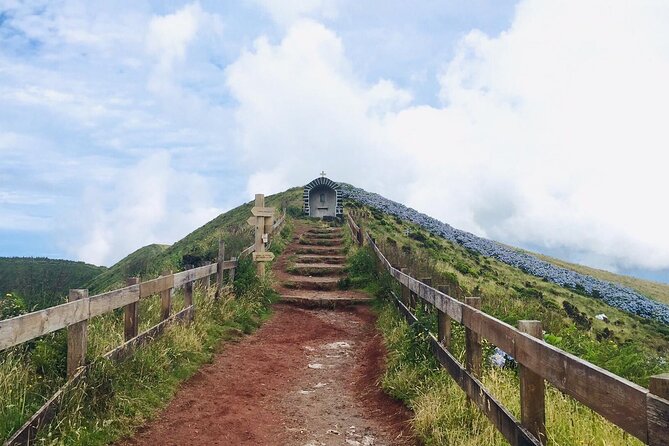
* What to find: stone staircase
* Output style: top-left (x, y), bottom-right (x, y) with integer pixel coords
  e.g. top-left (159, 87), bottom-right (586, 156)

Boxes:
top-left (274, 222), bottom-right (373, 307)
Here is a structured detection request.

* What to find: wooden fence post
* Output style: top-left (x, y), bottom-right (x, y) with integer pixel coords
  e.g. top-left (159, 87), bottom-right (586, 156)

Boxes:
top-left (184, 280), bottom-right (194, 320)
top-left (421, 278), bottom-right (432, 312)
top-left (255, 194), bottom-right (266, 279)
top-left (437, 285), bottom-right (452, 349)
top-left (215, 238), bottom-right (225, 300)
top-left (229, 257), bottom-right (237, 285)
top-left (519, 320), bottom-right (546, 444)
top-left (400, 268), bottom-right (411, 306)
top-left (160, 270), bottom-right (172, 321)
top-left (124, 277), bottom-right (140, 341)
top-left (465, 297), bottom-right (482, 377)
top-left (67, 289), bottom-right (88, 378)
top-left (648, 373), bottom-right (669, 445)
top-left (204, 262), bottom-right (211, 289)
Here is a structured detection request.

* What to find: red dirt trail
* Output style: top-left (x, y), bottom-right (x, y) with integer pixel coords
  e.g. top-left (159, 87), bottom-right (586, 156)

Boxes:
top-left (119, 305), bottom-right (414, 446)
top-left (119, 221), bottom-right (415, 446)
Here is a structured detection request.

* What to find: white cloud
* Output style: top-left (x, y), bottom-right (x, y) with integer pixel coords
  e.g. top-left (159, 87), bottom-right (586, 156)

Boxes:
top-left (226, 19), bottom-right (414, 196)
top-left (73, 152), bottom-right (221, 265)
top-left (252, 0), bottom-right (339, 26)
top-left (146, 2), bottom-right (223, 93)
top-left (228, 2), bottom-right (669, 272)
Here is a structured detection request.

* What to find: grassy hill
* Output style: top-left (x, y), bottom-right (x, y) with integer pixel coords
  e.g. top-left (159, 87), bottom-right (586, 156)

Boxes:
top-left (346, 200), bottom-right (669, 445)
top-left (87, 187), bottom-right (304, 293)
top-left (530, 251), bottom-right (669, 305)
top-left (0, 257), bottom-right (106, 311)
top-left (349, 201), bottom-right (669, 380)
top-left (1, 188), bottom-right (303, 444)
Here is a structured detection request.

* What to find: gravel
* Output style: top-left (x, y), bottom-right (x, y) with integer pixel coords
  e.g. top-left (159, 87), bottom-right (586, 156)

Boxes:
top-left (340, 184), bottom-right (669, 324)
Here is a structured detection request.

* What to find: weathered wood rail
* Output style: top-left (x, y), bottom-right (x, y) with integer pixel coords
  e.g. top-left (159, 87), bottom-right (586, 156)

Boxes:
top-left (1, 205), bottom-right (286, 446)
top-left (347, 211), bottom-right (669, 446)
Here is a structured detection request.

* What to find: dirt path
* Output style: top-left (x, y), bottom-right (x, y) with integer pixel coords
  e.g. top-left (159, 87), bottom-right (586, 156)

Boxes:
top-left (120, 305), bottom-right (413, 445)
top-left (120, 220), bottom-right (414, 445)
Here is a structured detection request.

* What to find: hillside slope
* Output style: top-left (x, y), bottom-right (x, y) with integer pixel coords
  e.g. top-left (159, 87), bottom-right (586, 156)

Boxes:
top-left (87, 187), bottom-right (304, 293)
top-left (341, 184), bottom-right (669, 324)
top-left (0, 257), bottom-right (106, 310)
top-left (531, 252), bottom-right (669, 305)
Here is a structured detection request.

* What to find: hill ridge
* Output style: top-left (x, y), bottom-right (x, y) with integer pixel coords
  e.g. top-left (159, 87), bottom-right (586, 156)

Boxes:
top-left (340, 183), bottom-right (669, 323)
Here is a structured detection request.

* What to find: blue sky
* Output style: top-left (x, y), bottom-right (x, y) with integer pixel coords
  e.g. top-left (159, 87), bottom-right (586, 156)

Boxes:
top-left (2, 1), bottom-right (669, 285)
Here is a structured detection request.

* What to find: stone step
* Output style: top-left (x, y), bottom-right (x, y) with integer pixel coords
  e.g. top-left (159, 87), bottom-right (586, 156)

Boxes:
top-left (295, 246), bottom-right (345, 256)
top-left (308, 227), bottom-right (342, 235)
top-left (281, 293), bottom-right (373, 308)
top-left (282, 276), bottom-right (340, 291)
top-left (296, 254), bottom-right (346, 265)
top-left (304, 231), bottom-right (343, 239)
top-left (288, 263), bottom-right (345, 276)
top-left (299, 237), bottom-right (344, 246)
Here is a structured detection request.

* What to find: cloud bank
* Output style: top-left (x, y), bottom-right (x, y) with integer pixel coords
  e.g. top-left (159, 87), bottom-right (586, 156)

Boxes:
top-left (3, 0), bottom-right (669, 278)
top-left (230, 1), bottom-right (669, 273)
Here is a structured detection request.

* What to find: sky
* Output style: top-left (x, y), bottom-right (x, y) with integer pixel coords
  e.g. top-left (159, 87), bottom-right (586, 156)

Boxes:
top-left (1, 1), bottom-right (669, 284)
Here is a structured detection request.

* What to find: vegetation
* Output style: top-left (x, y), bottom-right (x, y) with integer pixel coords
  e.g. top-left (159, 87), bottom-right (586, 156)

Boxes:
top-left (0, 257), bottom-right (106, 313)
top-left (343, 202), bottom-right (669, 444)
top-left (528, 250), bottom-right (669, 305)
top-left (87, 187), bottom-right (304, 293)
top-left (350, 203), bottom-right (669, 381)
top-left (376, 299), bottom-right (643, 445)
top-left (0, 190), bottom-right (300, 445)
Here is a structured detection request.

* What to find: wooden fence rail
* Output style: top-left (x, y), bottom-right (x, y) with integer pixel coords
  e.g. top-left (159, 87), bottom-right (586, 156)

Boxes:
top-left (2, 204), bottom-right (286, 446)
top-left (348, 212), bottom-right (669, 446)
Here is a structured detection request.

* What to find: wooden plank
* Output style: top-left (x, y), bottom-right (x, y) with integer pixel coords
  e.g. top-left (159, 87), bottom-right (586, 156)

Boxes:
top-left (173, 268), bottom-right (196, 288)
top-left (124, 278), bottom-right (140, 341)
top-left (430, 337), bottom-right (542, 446)
top-left (464, 297), bottom-right (482, 378)
top-left (518, 321), bottom-right (546, 444)
top-left (216, 239), bottom-right (225, 300)
top-left (184, 281), bottom-right (193, 317)
top-left (253, 251), bottom-right (275, 262)
top-left (89, 284), bottom-right (140, 318)
top-left (477, 311), bottom-right (517, 356)
top-left (254, 194), bottom-right (266, 278)
top-left (251, 206), bottom-right (274, 217)
top-left (0, 299), bottom-right (89, 351)
top-left (437, 286), bottom-right (451, 349)
top-left (67, 289), bottom-right (88, 378)
top-left (648, 374), bottom-right (669, 446)
top-left (367, 229), bottom-right (650, 442)
top-left (514, 330), bottom-right (648, 441)
top-left (160, 270), bottom-right (172, 321)
top-left (647, 393), bottom-right (669, 446)
top-left (388, 288), bottom-right (540, 446)
top-left (139, 274), bottom-right (174, 298)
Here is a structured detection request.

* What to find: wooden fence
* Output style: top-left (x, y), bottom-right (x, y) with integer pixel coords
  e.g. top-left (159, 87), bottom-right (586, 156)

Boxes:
top-left (1, 208), bottom-right (286, 445)
top-left (346, 211), bottom-right (669, 446)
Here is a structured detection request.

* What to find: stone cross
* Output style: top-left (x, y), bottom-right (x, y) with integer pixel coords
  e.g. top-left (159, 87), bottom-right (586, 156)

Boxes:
top-left (320, 170), bottom-right (327, 177)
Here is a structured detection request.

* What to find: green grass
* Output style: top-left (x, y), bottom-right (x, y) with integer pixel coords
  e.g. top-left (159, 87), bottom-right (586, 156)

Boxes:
top-left (0, 215), bottom-right (294, 445)
top-left (526, 250), bottom-right (669, 305)
top-left (0, 257), bottom-right (106, 313)
top-left (349, 203), bottom-right (669, 385)
top-left (0, 255), bottom-right (281, 445)
top-left (87, 187), bottom-right (304, 294)
top-left (376, 299), bottom-right (642, 445)
top-left (342, 202), bottom-right (668, 444)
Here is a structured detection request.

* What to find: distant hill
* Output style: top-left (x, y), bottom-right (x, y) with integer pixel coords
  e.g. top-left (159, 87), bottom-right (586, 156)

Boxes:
top-left (87, 187), bottom-right (304, 293)
top-left (531, 252), bottom-right (669, 305)
top-left (0, 257), bottom-right (106, 311)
